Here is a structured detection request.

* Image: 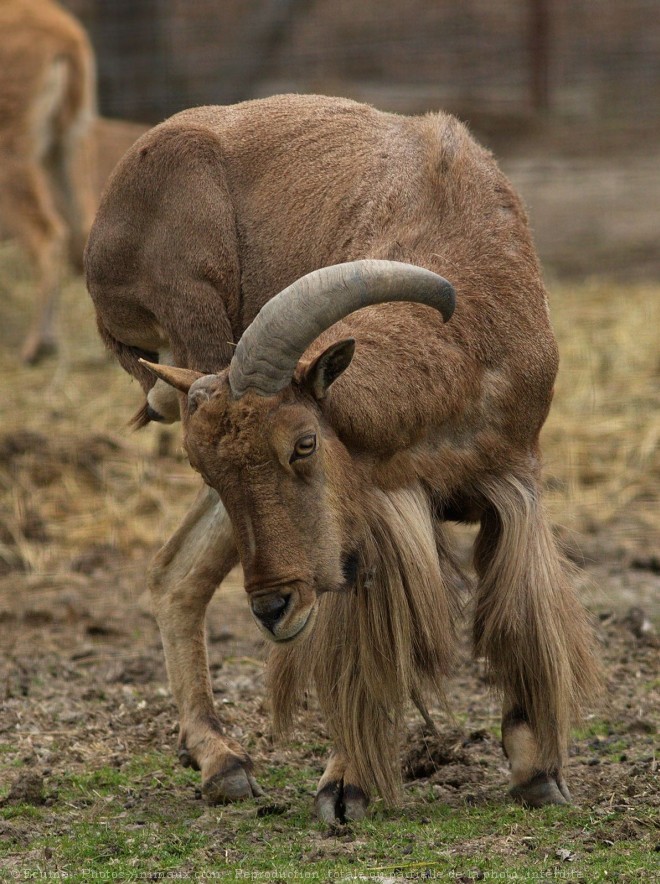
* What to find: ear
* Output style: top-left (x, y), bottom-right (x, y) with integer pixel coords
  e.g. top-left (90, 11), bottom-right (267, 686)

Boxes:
top-left (301, 339), bottom-right (355, 400)
top-left (138, 359), bottom-right (204, 393)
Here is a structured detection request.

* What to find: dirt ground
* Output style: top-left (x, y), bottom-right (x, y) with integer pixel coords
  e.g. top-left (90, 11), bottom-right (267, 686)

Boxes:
top-left (0, 472), bottom-right (658, 876)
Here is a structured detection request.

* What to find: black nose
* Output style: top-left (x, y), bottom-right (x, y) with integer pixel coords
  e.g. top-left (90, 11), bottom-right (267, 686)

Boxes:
top-left (251, 593), bottom-right (290, 633)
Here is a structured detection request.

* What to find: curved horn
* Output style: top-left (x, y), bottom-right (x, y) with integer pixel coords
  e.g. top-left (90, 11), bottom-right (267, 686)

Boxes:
top-left (228, 259), bottom-right (455, 398)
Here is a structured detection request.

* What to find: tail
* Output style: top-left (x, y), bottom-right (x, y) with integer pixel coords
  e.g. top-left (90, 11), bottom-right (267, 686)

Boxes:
top-left (474, 475), bottom-right (603, 771)
top-left (268, 484), bottom-right (463, 803)
top-left (128, 401), bottom-right (152, 430)
top-left (55, 26), bottom-right (98, 270)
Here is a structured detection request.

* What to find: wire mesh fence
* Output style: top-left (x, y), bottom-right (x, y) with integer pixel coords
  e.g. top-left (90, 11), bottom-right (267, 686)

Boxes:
top-left (62, 0), bottom-right (659, 124)
top-left (55, 0), bottom-right (659, 280)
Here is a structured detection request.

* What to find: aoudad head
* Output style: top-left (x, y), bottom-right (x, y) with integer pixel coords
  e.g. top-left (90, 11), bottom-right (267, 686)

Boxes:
top-left (141, 260), bottom-right (455, 644)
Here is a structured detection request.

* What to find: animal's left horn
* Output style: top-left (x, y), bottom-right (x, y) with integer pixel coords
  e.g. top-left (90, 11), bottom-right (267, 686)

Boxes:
top-left (228, 259), bottom-right (455, 397)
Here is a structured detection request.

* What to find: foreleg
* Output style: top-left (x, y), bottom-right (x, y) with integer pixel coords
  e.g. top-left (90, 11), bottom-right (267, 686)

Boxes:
top-left (315, 751), bottom-right (369, 824)
top-left (149, 483), bottom-right (263, 802)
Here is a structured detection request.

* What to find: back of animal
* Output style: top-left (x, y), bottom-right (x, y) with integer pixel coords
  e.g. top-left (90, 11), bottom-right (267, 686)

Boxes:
top-left (155, 96), bottom-right (539, 327)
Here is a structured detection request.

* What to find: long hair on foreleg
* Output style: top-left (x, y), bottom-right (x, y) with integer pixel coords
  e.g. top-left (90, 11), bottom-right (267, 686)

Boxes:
top-left (474, 475), bottom-right (603, 771)
top-left (268, 484), bottom-right (460, 803)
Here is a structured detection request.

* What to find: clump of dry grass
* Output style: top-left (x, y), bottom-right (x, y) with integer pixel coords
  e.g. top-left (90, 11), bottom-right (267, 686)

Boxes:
top-left (542, 279), bottom-right (659, 554)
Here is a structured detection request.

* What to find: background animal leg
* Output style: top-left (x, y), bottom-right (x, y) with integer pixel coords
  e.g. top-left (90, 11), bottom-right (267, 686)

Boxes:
top-left (0, 160), bottom-right (66, 364)
top-left (149, 484), bottom-right (263, 803)
top-left (473, 476), bottom-right (602, 807)
top-left (315, 750), bottom-right (370, 823)
top-left (44, 128), bottom-right (96, 271)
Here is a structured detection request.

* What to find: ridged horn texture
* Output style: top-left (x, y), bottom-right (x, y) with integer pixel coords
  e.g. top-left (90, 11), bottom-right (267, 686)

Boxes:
top-left (228, 259), bottom-right (456, 398)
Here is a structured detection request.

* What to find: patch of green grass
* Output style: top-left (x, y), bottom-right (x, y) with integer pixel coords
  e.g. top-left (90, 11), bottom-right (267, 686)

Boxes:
top-left (572, 719), bottom-right (612, 740)
top-left (1, 748), bottom-right (658, 883)
top-left (53, 822), bottom-right (209, 872)
top-left (0, 803), bottom-right (45, 821)
top-left (53, 753), bottom-right (202, 804)
top-left (599, 738), bottom-right (630, 758)
top-left (0, 745), bottom-right (22, 778)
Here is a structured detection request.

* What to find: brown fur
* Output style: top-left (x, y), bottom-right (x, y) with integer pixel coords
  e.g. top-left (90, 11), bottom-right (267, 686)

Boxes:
top-left (473, 475), bottom-right (602, 773)
top-left (86, 95), bottom-right (550, 430)
top-left (0, 0), bottom-right (97, 364)
top-left (85, 94), bottom-right (603, 816)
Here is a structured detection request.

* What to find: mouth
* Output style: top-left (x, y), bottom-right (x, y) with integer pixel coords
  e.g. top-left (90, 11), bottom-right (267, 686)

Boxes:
top-left (271, 613), bottom-right (312, 643)
top-left (248, 563), bottom-right (353, 643)
top-left (258, 602), bottom-right (317, 644)
top-left (249, 584), bottom-right (318, 643)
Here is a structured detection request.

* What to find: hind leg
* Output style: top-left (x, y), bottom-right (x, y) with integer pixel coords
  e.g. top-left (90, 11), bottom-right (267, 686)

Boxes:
top-left (0, 159), bottom-right (66, 364)
top-left (473, 475), bottom-right (601, 806)
top-left (44, 125), bottom-right (97, 271)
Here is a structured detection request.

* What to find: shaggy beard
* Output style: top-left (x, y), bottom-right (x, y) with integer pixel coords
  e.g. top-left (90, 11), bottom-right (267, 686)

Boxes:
top-left (267, 483), bottom-right (464, 803)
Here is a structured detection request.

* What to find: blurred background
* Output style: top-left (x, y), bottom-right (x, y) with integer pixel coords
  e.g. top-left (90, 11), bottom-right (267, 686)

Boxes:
top-left (68, 0), bottom-right (660, 278)
top-left (68, 0), bottom-right (658, 122)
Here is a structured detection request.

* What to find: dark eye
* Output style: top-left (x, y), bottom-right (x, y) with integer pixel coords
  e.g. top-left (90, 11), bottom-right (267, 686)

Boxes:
top-left (290, 433), bottom-right (317, 462)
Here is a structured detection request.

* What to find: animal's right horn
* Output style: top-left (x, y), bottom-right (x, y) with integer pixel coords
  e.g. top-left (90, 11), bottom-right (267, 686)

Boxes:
top-left (228, 260), bottom-right (455, 398)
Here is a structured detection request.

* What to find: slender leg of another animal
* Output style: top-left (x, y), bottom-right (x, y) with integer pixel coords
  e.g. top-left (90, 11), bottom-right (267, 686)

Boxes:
top-left (0, 161), bottom-right (66, 364)
top-left (411, 687), bottom-right (440, 737)
top-left (315, 751), bottom-right (369, 824)
top-left (45, 127), bottom-right (96, 271)
top-left (149, 483), bottom-right (263, 803)
top-left (473, 475), bottom-right (601, 807)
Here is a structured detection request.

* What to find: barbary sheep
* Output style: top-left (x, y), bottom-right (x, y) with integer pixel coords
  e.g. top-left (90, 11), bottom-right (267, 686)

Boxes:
top-left (85, 94), bottom-right (601, 823)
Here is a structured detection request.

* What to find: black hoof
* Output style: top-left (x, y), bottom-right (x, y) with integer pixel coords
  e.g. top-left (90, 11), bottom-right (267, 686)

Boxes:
top-left (315, 780), bottom-right (369, 824)
top-left (510, 771), bottom-right (572, 807)
top-left (202, 761), bottom-right (264, 804)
